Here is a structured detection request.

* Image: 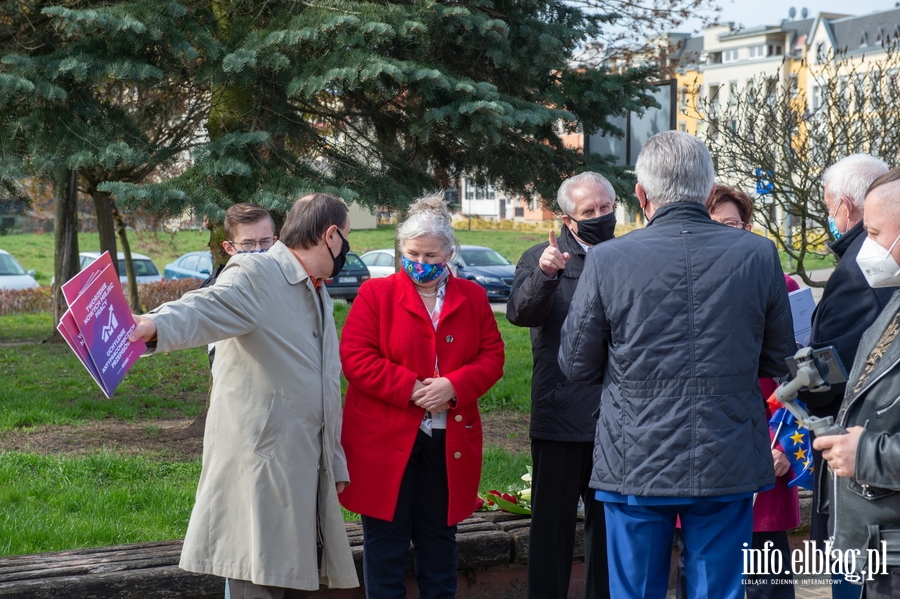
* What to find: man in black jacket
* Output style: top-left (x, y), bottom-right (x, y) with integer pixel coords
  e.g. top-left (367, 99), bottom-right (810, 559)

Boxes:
top-left (507, 172), bottom-right (616, 599)
top-left (797, 154), bottom-right (890, 598)
top-left (815, 169), bottom-right (900, 598)
top-left (560, 131), bottom-right (795, 599)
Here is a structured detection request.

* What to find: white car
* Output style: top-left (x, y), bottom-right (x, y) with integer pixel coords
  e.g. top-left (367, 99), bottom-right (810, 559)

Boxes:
top-left (79, 252), bottom-right (163, 284)
top-left (0, 249), bottom-right (39, 290)
top-left (359, 249), bottom-right (397, 278)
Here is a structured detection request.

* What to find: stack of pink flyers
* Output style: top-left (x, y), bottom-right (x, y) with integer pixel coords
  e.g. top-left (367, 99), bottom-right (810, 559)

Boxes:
top-left (57, 251), bottom-right (146, 398)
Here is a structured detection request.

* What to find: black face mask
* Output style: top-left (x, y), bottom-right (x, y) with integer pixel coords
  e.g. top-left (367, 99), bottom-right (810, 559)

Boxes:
top-left (568, 212), bottom-right (616, 246)
top-left (328, 229), bottom-right (350, 278)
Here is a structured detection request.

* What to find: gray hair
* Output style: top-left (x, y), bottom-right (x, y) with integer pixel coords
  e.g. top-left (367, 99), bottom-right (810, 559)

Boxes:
top-left (397, 191), bottom-right (460, 255)
top-left (557, 172), bottom-right (616, 215)
top-left (823, 154), bottom-right (889, 212)
top-left (634, 131), bottom-right (715, 207)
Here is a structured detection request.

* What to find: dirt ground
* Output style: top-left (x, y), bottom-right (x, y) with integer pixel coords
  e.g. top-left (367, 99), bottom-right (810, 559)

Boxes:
top-left (0, 410), bottom-right (531, 459)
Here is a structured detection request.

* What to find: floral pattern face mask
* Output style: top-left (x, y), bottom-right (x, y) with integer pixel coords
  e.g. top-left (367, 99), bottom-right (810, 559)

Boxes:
top-left (401, 255), bottom-right (446, 284)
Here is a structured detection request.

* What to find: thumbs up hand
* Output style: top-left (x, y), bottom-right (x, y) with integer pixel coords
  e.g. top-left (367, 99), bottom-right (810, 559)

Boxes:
top-left (539, 229), bottom-right (570, 278)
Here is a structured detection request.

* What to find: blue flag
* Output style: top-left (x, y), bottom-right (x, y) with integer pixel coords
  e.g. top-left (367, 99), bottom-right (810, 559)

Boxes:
top-left (768, 404), bottom-right (814, 491)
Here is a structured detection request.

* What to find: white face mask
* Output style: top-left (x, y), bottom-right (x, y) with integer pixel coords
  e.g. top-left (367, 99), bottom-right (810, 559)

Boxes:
top-left (857, 234), bottom-right (900, 288)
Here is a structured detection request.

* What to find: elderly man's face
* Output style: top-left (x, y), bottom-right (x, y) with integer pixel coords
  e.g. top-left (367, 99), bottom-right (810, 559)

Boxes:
top-left (567, 183), bottom-right (615, 220)
top-left (824, 183), bottom-right (852, 236)
top-left (562, 183), bottom-right (616, 245)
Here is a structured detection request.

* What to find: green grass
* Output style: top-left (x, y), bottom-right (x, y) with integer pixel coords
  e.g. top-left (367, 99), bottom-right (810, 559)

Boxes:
top-left (0, 342), bottom-right (207, 430)
top-left (0, 312), bottom-right (54, 343)
top-left (0, 452), bottom-right (199, 556)
top-left (778, 251), bottom-right (836, 273)
top-left (0, 445), bottom-right (529, 555)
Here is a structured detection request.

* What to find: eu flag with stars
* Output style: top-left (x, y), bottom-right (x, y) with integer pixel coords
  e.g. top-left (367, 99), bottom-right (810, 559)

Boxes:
top-left (768, 404), bottom-right (814, 491)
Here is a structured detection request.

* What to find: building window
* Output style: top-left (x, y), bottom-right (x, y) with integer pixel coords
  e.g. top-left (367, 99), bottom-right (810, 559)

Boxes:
top-left (768, 44), bottom-right (782, 56)
top-left (680, 87), bottom-right (688, 109)
top-left (723, 49), bottom-right (739, 62)
top-left (465, 178), bottom-right (474, 200)
top-left (812, 85), bottom-right (822, 110)
top-left (729, 81), bottom-right (738, 105)
top-left (678, 121), bottom-right (687, 132)
top-left (749, 45), bottom-right (766, 58)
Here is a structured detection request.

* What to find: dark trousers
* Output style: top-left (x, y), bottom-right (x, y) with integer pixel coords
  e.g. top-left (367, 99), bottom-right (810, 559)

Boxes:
top-left (811, 445), bottom-right (862, 599)
top-left (361, 429), bottom-right (457, 599)
top-left (676, 530), bottom-right (795, 599)
top-left (527, 439), bottom-right (610, 599)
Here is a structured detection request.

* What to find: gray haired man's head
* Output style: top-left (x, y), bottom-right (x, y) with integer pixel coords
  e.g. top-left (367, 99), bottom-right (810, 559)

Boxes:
top-left (557, 172), bottom-right (616, 216)
top-left (823, 154), bottom-right (889, 213)
top-left (634, 131), bottom-right (715, 209)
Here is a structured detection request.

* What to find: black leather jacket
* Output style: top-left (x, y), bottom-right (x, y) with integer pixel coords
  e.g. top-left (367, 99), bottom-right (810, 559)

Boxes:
top-left (799, 222), bottom-right (895, 418)
top-left (830, 289), bottom-right (900, 576)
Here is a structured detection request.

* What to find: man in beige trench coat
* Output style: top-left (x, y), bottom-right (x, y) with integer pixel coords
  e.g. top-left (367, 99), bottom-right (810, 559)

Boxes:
top-left (129, 193), bottom-right (358, 597)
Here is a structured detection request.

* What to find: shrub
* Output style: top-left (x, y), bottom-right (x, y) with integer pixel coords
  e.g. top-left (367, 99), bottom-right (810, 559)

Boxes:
top-left (138, 278), bottom-right (202, 312)
top-left (0, 287), bottom-right (53, 315)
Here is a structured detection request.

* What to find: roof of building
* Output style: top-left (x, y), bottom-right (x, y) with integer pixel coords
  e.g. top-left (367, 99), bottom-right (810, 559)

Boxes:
top-left (824, 8), bottom-right (900, 55)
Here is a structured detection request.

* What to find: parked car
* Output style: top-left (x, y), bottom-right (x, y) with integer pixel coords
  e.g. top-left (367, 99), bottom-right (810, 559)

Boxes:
top-left (359, 249), bottom-right (396, 278)
top-left (0, 249), bottom-right (39, 290)
top-left (164, 251), bottom-right (214, 281)
top-left (79, 252), bottom-right (163, 284)
top-left (357, 245), bottom-right (514, 300)
top-left (455, 245), bottom-right (515, 300)
top-left (323, 252), bottom-right (370, 302)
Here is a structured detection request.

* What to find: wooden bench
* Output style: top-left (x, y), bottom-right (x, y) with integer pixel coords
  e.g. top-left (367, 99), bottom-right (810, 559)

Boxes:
top-left (0, 513), bottom-right (570, 599)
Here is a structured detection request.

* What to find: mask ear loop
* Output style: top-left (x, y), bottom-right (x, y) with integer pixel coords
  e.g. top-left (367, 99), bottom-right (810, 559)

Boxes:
top-left (885, 233), bottom-right (900, 277)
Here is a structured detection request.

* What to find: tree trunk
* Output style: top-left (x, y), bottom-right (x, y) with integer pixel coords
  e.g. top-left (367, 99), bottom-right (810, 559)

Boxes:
top-left (207, 220), bottom-right (228, 270)
top-left (48, 170), bottom-right (81, 343)
top-left (111, 202), bottom-right (140, 312)
top-left (91, 188), bottom-right (119, 278)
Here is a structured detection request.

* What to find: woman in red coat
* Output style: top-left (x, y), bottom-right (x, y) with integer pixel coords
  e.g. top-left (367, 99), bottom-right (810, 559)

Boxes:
top-left (339, 193), bottom-right (505, 599)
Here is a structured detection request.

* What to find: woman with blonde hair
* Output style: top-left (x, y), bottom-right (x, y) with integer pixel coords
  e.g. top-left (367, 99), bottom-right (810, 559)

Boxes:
top-left (339, 193), bottom-right (505, 599)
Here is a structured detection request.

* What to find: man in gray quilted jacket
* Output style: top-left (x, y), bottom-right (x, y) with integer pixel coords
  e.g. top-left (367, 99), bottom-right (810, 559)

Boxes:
top-left (559, 131), bottom-right (795, 599)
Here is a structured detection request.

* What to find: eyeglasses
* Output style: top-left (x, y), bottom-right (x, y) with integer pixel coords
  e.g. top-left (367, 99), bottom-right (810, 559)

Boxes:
top-left (227, 237), bottom-right (276, 251)
top-left (721, 220), bottom-right (748, 229)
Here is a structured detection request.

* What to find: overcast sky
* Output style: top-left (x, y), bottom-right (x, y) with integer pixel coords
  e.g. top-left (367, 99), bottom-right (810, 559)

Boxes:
top-left (678, 0), bottom-right (897, 34)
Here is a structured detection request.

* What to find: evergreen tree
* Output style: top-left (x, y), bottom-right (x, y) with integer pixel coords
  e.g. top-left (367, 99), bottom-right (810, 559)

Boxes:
top-left (1, 1), bottom-right (656, 284)
top-left (91, 1), bottom-right (653, 211)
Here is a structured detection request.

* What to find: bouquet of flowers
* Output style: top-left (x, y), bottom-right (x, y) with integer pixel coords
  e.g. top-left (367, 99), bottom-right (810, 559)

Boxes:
top-left (476, 467), bottom-right (532, 515)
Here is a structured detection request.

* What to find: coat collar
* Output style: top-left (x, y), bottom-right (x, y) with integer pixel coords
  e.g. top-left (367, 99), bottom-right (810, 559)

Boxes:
top-left (827, 220), bottom-right (864, 260)
top-left (270, 241), bottom-right (313, 286)
top-left (398, 269), bottom-right (466, 321)
top-left (646, 201), bottom-right (711, 226)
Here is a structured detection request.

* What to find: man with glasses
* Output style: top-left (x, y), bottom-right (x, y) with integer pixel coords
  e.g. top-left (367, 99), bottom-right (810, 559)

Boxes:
top-left (507, 171), bottom-right (616, 599)
top-left (201, 203), bottom-right (278, 368)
